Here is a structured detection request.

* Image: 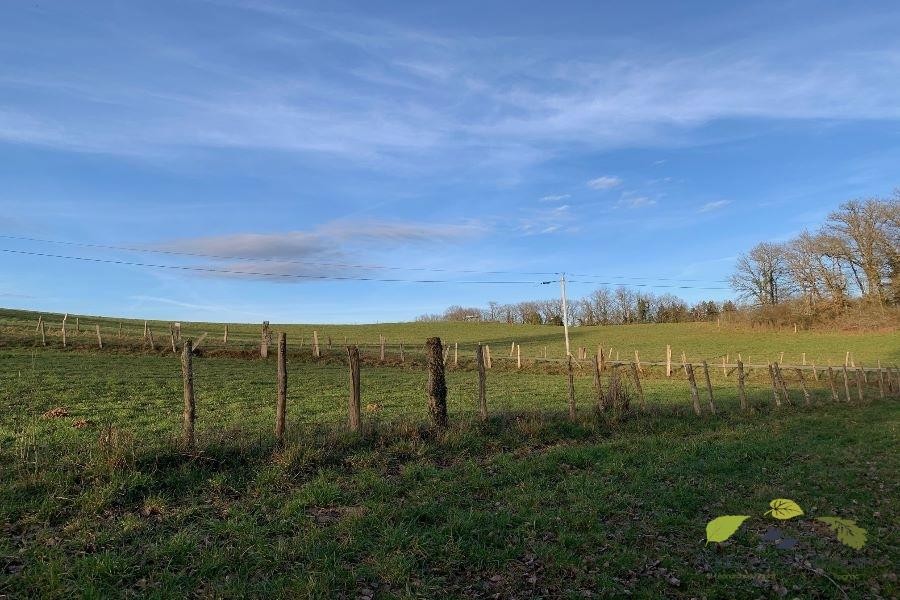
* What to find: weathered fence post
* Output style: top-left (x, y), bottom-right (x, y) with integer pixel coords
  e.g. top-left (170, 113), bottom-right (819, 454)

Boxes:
top-left (39, 318), bottom-right (46, 346)
top-left (794, 368), bottom-right (811, 405)
top-left (593, 355), bottom-right (604, 411)
top-left (96, 324), bottom-right (103, 349)
top-left (841, 365), bottom-right (852, 403)
top-left (509, 341), bottom-right (515, 357)
top-left (181, 339), bottom-right (195, 450)
top-left (516, 344), bottom-right (521, 369)
top-left (261, 321), bottom-right (270, 358)
top-left (275, 332), bottom-right (287, 443)
top-left (485, 344), bottom-right (492, 369)
top-left (630, 361), bottom-right (646, 411)
top-left (827, 366), bottom-right (839, 401)
top-left (146, 326), bottom-right (154, 351)
top-left (170, 332), bottom-right (176, 353)
top-left (61, 314), bottom-right (67, 348)
top-left (634, 350), bottom-right (643, 375)
top-left (666, 344), bottom-right (672, 377)
top-left (567, 354), bottom-right (576, 419)
top-left (768, 364), bottom-right (781, 407)
top-left (454, 342), bottom-right (458, 367)
top-left (685, 363), bottom-right (702, 416)
top-left (737, 360), bottom-right (747, 411)
top-left (426, 337), bottom-right (448, 428)
top-left (774, 364), bottom-right (790, 405)
top-left (347, 345), bottom-right (361, 432)
top-left (313, 330), bottom-right (320, 358)
top-left (701, 361), bottom-right (716, 414)
top-left (475, 344), bottom-right (487, 421)
top-left (223, 324), bottom-right (228, 344)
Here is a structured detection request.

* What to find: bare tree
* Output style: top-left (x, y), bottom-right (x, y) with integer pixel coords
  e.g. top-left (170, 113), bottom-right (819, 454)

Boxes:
top-left (731, 242), bottom-right (793, 305)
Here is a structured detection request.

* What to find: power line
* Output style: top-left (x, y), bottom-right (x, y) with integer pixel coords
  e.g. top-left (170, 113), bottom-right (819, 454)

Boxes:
top-left (0, 248), bottom-right (539, 284)
top-left (0, 234), bottom-right (733, 284)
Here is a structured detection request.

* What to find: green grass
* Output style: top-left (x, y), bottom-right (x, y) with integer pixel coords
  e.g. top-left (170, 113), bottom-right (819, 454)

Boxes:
top-left (3, 307), bottom-right (898, 366)
top-left (1, 307), bottom-right (898, 597)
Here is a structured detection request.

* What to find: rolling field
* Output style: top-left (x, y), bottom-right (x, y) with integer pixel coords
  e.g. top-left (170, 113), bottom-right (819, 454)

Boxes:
top-left (1, 307), bottom-right (899, 598)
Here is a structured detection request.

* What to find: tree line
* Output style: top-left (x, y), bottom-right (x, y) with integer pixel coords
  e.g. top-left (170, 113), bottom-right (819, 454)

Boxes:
top-left (731, 194), bottom-right (898, 310)
top-left (419, 192), bottom-right (898, 328)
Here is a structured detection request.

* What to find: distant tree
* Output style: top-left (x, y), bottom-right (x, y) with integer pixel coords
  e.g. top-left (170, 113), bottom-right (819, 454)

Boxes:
top-left (731, 242), bottom-right (793, 306)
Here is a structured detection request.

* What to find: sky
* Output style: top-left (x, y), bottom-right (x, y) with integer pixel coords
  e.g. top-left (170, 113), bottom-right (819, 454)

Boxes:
top-left (1, 0), bottom-right (899, 323)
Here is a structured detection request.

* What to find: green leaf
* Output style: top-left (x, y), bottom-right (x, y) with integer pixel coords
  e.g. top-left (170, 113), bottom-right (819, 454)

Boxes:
top-left (706, 515), bottom-right (751, 544)
top-left (764, 499), bottom-right (804, 520)
top-left (817, 517), bottom-right (867, 550)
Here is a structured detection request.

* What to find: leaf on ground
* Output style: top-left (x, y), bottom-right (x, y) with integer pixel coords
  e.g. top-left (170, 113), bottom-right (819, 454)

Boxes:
top-left (706, 515), bottom-right (750, 544)
top-left (817, 517), bottom-right (867, 549)
top-left (765, 499), bottom-right (804, 520)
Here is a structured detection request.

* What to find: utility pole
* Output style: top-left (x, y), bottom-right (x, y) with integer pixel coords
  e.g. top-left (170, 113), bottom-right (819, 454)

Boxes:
top-left (560, 273), bottom-right (571, 357)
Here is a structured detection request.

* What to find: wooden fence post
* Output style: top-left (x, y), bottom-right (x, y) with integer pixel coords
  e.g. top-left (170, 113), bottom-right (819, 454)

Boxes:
top-left (454, 342), bottom-right (458, 367)
top-left (61, 314), bottom-right (67, 348)
top-left (774, 364), bottom-right (790, 405)
top-left (509, 341), bottom-right (515, 357)
top-left (634, 350), bottom-right (642, 375)
top-left (841, 365), bottom-right (852, 403)
top-left (593, 355), bottom-right (604, 411)
top-left (181, 339), bottom-right (195, 450)
top-left (223, 324), bottom-right (228, 344)
top-left (795, 368), bottom-right (811, 406)
top-left (517, 344), bottom-right (521, 369)
top-left (95, 324), bottom-right (103, 349)
top-left (313, 330), bottom-right (320, 358)
top-left (380, 335), bottom-right (385, 361)
top-left (147, 327), bottom-right (154, 351)
top-left (827, 366), bottom-right (839, 401)
top-left (39, 318), bottom-right (46, 346)
top-left (261, 321), bottom-right (269, 358)
top-left (598, 346), bottom-right (605, 372)
top-left (486, 345), bottom-right (492, 369)
top-left (666, 344), bottom-right (672, 377)
top-left (685, 363), bottom-right (701, 416)
top-left (567, 355), bottom-right (576, 420)
top-left (170, 332), bottom-right (176, 353)
top-left (737, 360), bottom-right (747, 411)
top-left (475, 344), bottom-right (487, 421)
top-left (768, 364), bottom-right (781, 407)
top-left (347, 345), bottom-right (361, 432)
top-left (35, 315), bottom-right (43, 334)
top-left (426, 337), bottom-right (448, 428)
top-left (701, 361), bottom-right (716, 414)
top-left (630, 362), bottom-right (646, 411)
top-left (877, 363), bottom-right (885, 400)
top-left (143, 320), bottom-right (148, 340)
top-left (275, 332), bottom-right (287, 443)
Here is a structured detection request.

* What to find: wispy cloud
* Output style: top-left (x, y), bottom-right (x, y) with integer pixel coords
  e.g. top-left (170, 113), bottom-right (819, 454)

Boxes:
top-left (698, 200), bottom-right (731, 213)
top-left (539, 193), bottom-right (570, 202)
top-left (617, 195), bottom-right (657, 209)
top-left (587, 176), bottom-right (623, 190)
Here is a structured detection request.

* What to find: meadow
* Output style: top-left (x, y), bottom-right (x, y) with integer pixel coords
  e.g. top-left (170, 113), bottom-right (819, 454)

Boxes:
top-left (1, 307), bottom-right (898, 598)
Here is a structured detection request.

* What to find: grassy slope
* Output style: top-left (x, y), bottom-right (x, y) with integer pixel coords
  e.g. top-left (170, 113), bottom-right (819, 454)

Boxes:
top-left (2, 307), bottom-right (898, 365)
top-left (1, 404), bottom-right (897, 598)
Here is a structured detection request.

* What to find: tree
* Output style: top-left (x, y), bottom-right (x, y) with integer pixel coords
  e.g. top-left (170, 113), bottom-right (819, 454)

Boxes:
top-left (731, 242), bottom-right (793, 306)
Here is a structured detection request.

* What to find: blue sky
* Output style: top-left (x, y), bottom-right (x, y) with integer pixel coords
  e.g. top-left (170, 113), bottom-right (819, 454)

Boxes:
top-left (1, 0), bottom-right (899, 323)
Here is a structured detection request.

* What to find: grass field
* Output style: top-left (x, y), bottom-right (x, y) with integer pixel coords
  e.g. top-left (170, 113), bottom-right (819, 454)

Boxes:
top-left (1, 307), bottom-right (898, 598)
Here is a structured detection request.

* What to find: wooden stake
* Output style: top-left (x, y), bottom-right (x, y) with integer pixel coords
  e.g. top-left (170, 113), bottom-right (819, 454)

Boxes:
top-left (630, 362), bottom-right (645, 411)
top-left (347, 345), bottom-right (361, 432)
top-left (40, 319), bottom-right (46, 346)
top-left (827, 366), bottom-right (838, 401)
top-left (593, 355), bottom-right (604, 411)
top-left (475, 344), bottom-right (487, 421)
top-left (801, 352), bottom-right (806, 366)
top-left (737, 360), bottom-right (747, 411)
top-left (61, 314), bottom-right (67, 348)
top-left (666, 344), bottom-right (672, 377)
top-left (685, 363), bottom-right (702, 416)
top-left (516, 344), bottom-right (521, 369)
top-left (486, 345), bottom-right (492, 369)
top-left (795, 368), bottom-right (811, 406)
top-left (701, 361), bottom-right (716, 414)
top-left (35, 314), bottom-right (42, 333)
top-left (634, 350), bottom-right (642, 375)
top-left (260, 321), bottom-right (269, 359)
top-left (223, 324), bottom-right (228, 344)
top-left (146, 327), bottom-right (154, 351)
top-left (275, 332), bottom-right (287, 443)
top-left (143, 320), bottom-right (148, 340)
top-left (425, 337), bottom-right (448, 428)
top-left (510, 341), bottom-right (515, 357)
top-left (768, 364), bottom-right (781, 407)
top-left (181, 339), bottom-right (195, 450)
top-left (774, 363), bottom-right (789, 405)
top-left (841, 365), bottom-right (852, 403)
top-left (95, 324), bottom-right (103, 349)
top-left (170, 333), bottom-right (176, 353)
top-left (454, 342), bottom-right (458, 367)
top-left (567, 354), bottom-right (576, 419)
top-left (312, 330), bottom-right (320, 358)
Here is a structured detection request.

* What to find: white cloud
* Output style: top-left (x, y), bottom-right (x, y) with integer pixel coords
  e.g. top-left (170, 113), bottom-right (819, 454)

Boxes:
top-left (539, 194), bottom-right (570, 202)
top-left (698, 200), bottom-right (731, 213)
top-left (587, 176), bottom-right (622, 190)
top-left (618, 195), bottom-right (657, 209)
